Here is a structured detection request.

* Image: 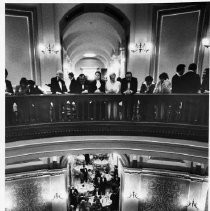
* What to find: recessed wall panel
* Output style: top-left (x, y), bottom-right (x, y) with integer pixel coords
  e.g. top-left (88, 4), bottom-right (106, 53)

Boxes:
top-left (6, 15), bottom-right (32, 86)
top-left (157, 11), bottom-right (200, 80)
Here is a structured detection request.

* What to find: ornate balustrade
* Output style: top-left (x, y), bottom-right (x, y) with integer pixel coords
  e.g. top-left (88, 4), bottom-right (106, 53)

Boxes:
top-left (5, 94), bottom-right (209, 142)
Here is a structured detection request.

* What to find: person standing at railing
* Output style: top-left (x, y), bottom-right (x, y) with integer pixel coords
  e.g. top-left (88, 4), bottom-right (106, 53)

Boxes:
top-left (89, 71), bottom-right (106, 120)
top-left (154, 72), bottom-right (172, 121)
top-left (171, 64), bottom-right (186, 93)
top-left (121, 71), bottom-right (138, 120)
top-left (139, 76), bottom-right (155, 121)
top-left (75, 74), bottom-right (90, 120)
top-left (50, 70), bottom-right (67, 94)
top-left (200, 68), bottom-right (209, 93)
top-left (181, 63), bottom-right (201, 123)
top-left (171, 64), bottom-right (186, 121)
top-left (5, 69), bottom-right (14, 95)
top-left (89, 71), bottom-right (105, 94)
top-left (68, 72), bottom-right (78, 94)
top-left (140, 76), bottom-right (155, 94)
top-left (15, 77), bottom-right (29, 95)
top-left (182, 63), bottom-right (201, 93)
top-left (105, 73), bottom-right (121, 120)
top-left (76, 74), bottom-right (90, 94)
top-left (27, 80), bottom-right (44, 94)
top-left (154, 72), bottom-right (172, 94)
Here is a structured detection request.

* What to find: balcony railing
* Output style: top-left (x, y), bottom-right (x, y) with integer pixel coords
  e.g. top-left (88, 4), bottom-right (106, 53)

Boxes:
top-left (5, 94), bottom-right (208, 142)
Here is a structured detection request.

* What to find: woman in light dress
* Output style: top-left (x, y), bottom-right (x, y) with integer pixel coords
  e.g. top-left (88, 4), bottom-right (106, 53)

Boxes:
top-left (154, 72), bottom-right (172, 120)
top-left (105, 73), bottom-right (121, 119)
top-left (154, 72), bottom-right (172, 94)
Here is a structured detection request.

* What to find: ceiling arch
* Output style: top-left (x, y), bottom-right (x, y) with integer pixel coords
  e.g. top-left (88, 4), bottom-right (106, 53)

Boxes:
top-left (61, 11), bottom-right (126, 70)
top-left (63, 31), bottom-right (119, 54)
top-left (70, 46), bottom-right (111, 67)
top-left (59, 3), bottom-right (130, 72)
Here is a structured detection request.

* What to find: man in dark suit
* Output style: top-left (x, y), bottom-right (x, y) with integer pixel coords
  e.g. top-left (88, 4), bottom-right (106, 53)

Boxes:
top-left (121, 72), bottom-right (137, 95)
top-left (50, 70), bottom-right (67, 94)
top-left (75, 74), bottom-right (89, 94)
top-left (5, 69), bottom-right (14, 95)
top-left (172, 64), bottom-right (186, 93)
top-left (89, 71), bottom-right (105, 93)
top-left (89, 71), bottom-right (106, 120)
top-left (75, 74), bottom-right (90, 120)
top-left (121, 72), bottom-right (138, 120)
top-left (182, 63), bottom-right (201, 93)
top-left (68, 72), bottom-right (78, 93)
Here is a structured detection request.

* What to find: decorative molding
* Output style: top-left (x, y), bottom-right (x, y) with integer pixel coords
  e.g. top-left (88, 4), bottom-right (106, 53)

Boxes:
top-left (6, 169), bottom-right (66, 181)
top-left (150, 3), bottom-right (208, 80)
top-left (5, 4), bottom-right (41, 85)
top-left (123, 167), bottom-right (208, 182)
top-left (6, 122), bottom-right (208, 143)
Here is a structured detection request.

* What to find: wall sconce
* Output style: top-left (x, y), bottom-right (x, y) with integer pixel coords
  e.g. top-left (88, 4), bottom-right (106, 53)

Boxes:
top-left (129, 42), bottom-right (152, 53)
top-left (187, 199), bottom-right (198, 210)
top-left (202, 38), bottom-right (210, 48)
top-left (38, 43), bottom-right (61, 54)
top-left (53, 193), bottom-right (63, 200)
top-left (128, 191), bottom-right (139, 199)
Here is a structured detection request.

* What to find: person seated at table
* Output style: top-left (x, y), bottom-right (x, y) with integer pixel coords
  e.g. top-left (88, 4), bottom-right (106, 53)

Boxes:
top-left (5, 69), bottom-right (14, 95)
top-left (79, 199), bottom-right (87, 211)
top-left (91, 198), bottom-right (102, 211)
top-left (69, 186), bottom-right (79, 210)
top-left (27, 80), bottom-right (44, 94)
top-left (68, 72), bottom-right (78, 93)
top-left (85, 197), bottom-right (91, 211)
top-left (140, 75), bottom-right (155, 94)
top-left (93, 187), bottom-right (100, 197)
top-left (15, 77), bottom-right (29, 95)
top-left (50, 70), bottom-right (67, 94)
top-left (94, 176), bottom-right (102, 189)
top-left (88, 169), bottom-right (93, 182)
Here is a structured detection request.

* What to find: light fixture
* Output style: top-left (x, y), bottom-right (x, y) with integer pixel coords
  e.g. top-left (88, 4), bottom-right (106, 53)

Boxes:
top-left (187, 199), bottom-right (198, 209)
top-left (129, 42), bottom-right (152, 53)
top-left (128, 191), bottom-right (139, 199)
top-left (39, 43), bottom-right (61, 54)
top-left (202, 37), bottom-right (210, 48)
top-left (53, 193), bottom-right (62, 200)
top-left (83, 53), bottom-right (96, 57)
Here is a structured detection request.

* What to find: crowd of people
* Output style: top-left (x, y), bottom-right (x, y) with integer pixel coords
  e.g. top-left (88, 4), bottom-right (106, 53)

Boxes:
top-left (5, 63), bottom-right (209, 97)
top-left (68, 156), bottom-right (120, 211)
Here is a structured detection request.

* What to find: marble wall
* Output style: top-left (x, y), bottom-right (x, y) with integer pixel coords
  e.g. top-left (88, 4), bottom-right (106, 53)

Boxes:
top-left (122, 169), bottom-right (208, 211)
top-left (5, 171), bottom-right (67, 211)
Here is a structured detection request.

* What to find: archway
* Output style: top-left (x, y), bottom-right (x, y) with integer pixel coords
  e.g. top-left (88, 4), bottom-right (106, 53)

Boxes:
top-left (59, 4), bottom-right (130, 82)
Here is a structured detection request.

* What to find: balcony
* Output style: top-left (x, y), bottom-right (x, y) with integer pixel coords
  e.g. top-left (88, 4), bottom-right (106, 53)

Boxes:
top-left (5, 94), bottom-right (208, 142)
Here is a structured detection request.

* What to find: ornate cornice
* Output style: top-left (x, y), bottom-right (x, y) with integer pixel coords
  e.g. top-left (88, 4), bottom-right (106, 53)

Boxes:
top-left (6, 169), bottom-right (66, 181)
top-left (6, 122), bottom-right (208, 143)
top-left (123, 167), bottom-right (208, 182)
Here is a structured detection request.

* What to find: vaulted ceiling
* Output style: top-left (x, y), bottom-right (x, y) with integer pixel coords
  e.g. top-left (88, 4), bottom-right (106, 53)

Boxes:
top-left (62, 12), bottom-right (125, 68)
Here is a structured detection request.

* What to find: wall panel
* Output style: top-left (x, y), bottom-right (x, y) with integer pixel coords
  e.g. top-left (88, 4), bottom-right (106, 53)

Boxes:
top-left (151, 4), bottom-right (208, 82)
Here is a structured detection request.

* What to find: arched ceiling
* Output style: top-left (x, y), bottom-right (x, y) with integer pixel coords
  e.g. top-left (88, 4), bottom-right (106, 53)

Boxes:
top-left (62, 12), bottom-right (125, 68)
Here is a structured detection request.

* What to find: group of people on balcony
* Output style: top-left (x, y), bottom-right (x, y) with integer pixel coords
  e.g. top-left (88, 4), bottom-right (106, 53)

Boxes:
top-left (5, 63), bottom-right (209, 97)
